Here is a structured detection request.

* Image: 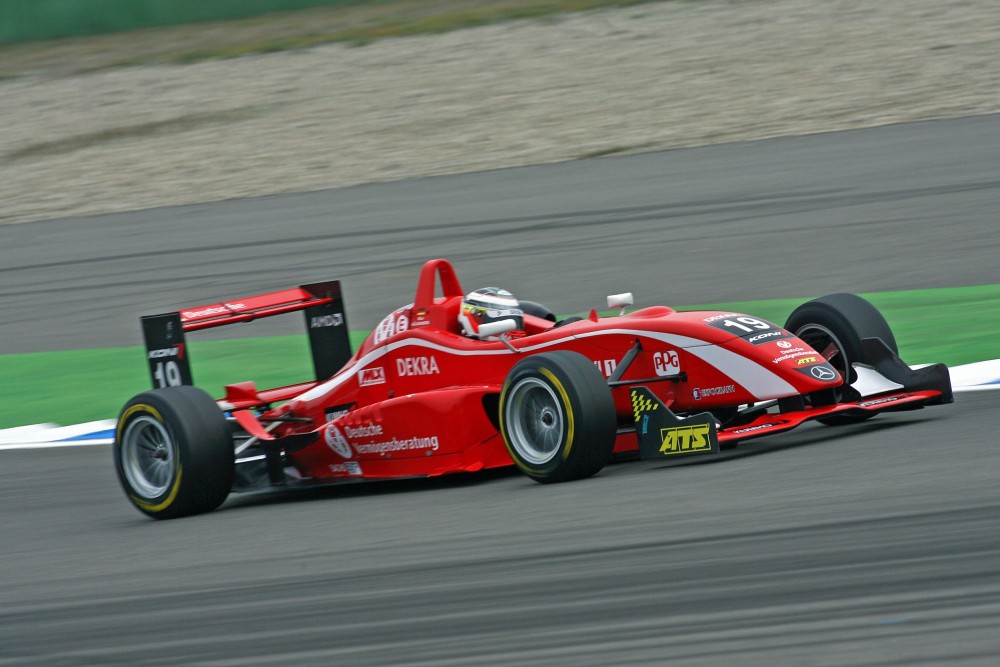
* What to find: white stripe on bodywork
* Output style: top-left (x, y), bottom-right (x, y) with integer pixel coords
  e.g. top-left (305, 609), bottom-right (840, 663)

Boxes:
top-left (293, 326), bottom-right (796, 403)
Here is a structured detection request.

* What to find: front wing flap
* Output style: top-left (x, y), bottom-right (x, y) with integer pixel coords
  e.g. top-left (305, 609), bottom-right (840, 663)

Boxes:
top-left (630, 386), bottom-right (719, 460)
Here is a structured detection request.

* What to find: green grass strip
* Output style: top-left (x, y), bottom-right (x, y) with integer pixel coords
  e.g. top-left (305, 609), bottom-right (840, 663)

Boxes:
top-left (2, 284), bottom-right (998, 429)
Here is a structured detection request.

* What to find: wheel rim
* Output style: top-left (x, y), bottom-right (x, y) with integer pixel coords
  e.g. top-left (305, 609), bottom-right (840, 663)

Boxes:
top-left (504, 377), bottom-right (565, 465)
top-left (795, 323), bottom-right (851, 381)
top-left (121, 415), bottom-right (177, 499)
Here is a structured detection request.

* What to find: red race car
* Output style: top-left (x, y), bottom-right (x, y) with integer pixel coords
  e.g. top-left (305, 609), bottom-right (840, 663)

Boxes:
top-left (114, 258), bottom-right (952, 519)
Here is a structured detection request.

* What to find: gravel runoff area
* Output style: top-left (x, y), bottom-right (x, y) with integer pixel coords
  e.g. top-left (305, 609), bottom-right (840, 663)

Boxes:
top-left (1, 0), bottom-right (998, 225)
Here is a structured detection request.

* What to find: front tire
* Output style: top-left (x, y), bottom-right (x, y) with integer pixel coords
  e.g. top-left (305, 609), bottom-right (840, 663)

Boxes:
top-left (785, 293), bottom-right (898, 425)
top-left (500, 351), bottom-right (616, 483)
top-left (114, 386), bottom-right (234, 519)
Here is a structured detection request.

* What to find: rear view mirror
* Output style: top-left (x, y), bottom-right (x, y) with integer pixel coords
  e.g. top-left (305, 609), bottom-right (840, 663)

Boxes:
top-left (607, 292), bottom-right (634, 315)
top-left (478, 319), bottom-right (518, 338)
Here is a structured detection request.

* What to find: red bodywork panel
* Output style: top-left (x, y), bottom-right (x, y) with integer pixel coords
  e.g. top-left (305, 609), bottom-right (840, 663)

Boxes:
top-left (201, 259), bottom-right (947, 484)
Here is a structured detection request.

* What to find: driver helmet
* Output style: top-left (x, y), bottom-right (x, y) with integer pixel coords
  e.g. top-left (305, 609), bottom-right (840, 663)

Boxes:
top-left (458, 287), bottom-right (523, 339)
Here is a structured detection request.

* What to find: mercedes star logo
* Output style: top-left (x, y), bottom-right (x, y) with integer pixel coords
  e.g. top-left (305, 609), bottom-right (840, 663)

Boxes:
top-left (810, 365), bottom-right (837, 381)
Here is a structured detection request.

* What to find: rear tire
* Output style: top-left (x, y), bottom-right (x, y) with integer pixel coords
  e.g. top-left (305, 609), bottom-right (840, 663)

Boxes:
top-left (114, 386), bottom-right (234, 519)
top-left (500, 351), bottom-right (616, 483)
top-left (785, 293), bottom-right (898, 426)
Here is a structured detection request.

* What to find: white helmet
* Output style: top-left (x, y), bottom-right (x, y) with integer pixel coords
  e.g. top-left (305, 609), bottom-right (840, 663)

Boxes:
top-left (458, 287), bottom-right (523, 338)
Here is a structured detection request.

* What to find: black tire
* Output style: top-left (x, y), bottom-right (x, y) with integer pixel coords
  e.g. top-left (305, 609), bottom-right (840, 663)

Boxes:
top-left (114, 386), bottom-right (234, 519)
top-left (499, 351), bottom-right (617, 483)
top-left (785, 293), bottom-right (898, 425)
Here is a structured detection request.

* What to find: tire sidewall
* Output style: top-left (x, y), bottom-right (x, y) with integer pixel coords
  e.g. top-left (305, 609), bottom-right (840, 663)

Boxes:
top-left (785, 293), bottom-right (897, 385)
top-left (114, 386), bottom-right (233, 519)
top-left (499, 351), bottom-right (615, 482)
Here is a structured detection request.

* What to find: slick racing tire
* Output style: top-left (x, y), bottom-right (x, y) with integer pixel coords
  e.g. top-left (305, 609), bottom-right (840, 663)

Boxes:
top-left (114, 386), bottom-right (234, 519)
top-left (785, 293), bottom-right (898, 426)
top-left (500, 351), bottom-right (617, 483)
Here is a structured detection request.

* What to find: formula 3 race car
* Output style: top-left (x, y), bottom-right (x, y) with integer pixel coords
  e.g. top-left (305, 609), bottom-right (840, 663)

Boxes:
top-left (114, 259), bottom-right (953, 519)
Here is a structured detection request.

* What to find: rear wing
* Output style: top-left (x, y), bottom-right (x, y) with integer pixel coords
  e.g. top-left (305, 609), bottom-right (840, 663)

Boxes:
top-left (140, 280), bottom-right (351, 389)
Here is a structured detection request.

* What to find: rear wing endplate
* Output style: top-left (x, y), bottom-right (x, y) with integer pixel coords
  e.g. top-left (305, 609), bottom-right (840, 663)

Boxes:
top-left (140, 281), bottom-right (351, 389)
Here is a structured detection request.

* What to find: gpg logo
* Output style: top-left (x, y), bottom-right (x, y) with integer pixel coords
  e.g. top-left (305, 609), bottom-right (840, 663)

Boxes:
top-left (653, 350), bottom-right (680, 377)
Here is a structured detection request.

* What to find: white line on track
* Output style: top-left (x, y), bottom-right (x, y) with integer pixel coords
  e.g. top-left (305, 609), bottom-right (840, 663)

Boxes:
top-left (2, 361), bottom-right (997, 450)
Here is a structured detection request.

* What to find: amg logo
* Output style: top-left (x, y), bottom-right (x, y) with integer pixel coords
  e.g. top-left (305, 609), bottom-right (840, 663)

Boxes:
top-left (659, 424), bottom-right (712, 455)
top-left (310, 313), bottom-right (344, 328)
top-left (148, 347), bottom-right (179, 359)
top-left (396, 356), bottom-right (440, 376)
top-left (358, 367), bottom-right (386, 386)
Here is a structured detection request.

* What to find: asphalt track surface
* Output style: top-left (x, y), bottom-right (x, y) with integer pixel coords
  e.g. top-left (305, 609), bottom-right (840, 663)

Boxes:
top-left (1, 114), bottom-right (999, 353)
top-left (2, 116), bottom-right (1000, 665)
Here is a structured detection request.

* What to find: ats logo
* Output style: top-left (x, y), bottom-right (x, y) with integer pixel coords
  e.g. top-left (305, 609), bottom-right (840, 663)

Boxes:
top-left (796, 356), bottom-right (818, 366)
top-left (358, 367), bottom-right (386, 386)
top-left (659, 424), bottom-right (712, 455)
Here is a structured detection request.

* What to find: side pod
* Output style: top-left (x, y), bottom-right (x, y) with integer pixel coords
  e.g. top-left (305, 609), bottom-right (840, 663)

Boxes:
top-left (629, 386), bottom-right (720, 460)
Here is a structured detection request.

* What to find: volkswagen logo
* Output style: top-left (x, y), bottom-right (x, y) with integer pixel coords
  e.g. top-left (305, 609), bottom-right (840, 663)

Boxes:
top-left (810, 365), bottom-right (837, 381)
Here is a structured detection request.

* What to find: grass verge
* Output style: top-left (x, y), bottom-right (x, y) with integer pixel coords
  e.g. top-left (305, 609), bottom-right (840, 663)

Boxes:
top-left (0, 0), bottom-right (673, 77)
top-left (2, 284), bottom-right (998, 429)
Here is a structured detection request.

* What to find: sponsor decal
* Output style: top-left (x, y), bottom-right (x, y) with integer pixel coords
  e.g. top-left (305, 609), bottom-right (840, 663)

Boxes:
top-left (594, 359), bottom-right (618, 377)
top-left (772, 349), bottom-right (815, 363)
top-left (748, 330), bottom-right (784, 343)
top-left (659, 424), bottom-right (712, 455)
top-left (396, 356), bottom-right (440, 377)
top-left (411, 308), bottom-right (431, 328)
top-left (309, 313), bottom-right (344, 328)
top-left (329, 462), bottom-right (363, 475)
top-left (323, 424), bottom-right (352, 459)
top-left (810, 365), bottom-right (837, 382)
top-left (181, 303), bottom-right (247, 319)
top-left (344, 424), bottom-right (383, 439)
top-left (354, 436), bottom-right (440, 455)
top-left (777, 340), bottom-right (793, 349)
top-left (358, 367), bottom-right (386, 386)
top-left (147, 345), bottom-right (184, 360)
top-left (652, 350), bottom-right (681, 377)
top-left (374, 311), bottom-right (410, 344)
top-left (858, 395), bottom-right (904, 408)
top-left (692, 385), bottom-right (736, 400)
top-left (796, 356), bottom-right (819, 366)
top-left (730, 423), bottom-right (777, 435)
top-left (324, 403), bottom-right (354, 422)
top-left (703, 313), bottom-right (740, 323)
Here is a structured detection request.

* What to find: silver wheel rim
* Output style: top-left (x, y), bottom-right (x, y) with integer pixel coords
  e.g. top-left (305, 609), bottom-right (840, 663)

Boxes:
top-left (795, 323), bottom-right (850, 379)
top-left (121, 415), bottom-right (177, 498)
top-left (504, 377), bottom-right (565, 465)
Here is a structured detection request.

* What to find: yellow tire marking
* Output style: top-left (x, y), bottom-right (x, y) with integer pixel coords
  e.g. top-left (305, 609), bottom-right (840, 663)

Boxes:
top-left (118, 403), bottom-right (181, 514)
top-left (539, 368), bottom-right (574, 460)
top-left (131, 465), bottom-right (183, 513)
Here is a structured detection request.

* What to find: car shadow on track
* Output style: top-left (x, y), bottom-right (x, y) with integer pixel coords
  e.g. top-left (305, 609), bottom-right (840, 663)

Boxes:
top-left (219, 414), bottom-right (939, 512)
top-left (221, 466), bottom-right (520, 512)
top-left (633, 414), bottom-right (940, 472)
